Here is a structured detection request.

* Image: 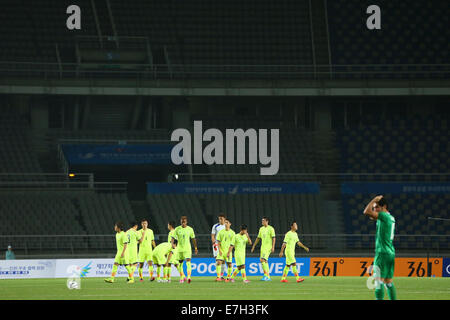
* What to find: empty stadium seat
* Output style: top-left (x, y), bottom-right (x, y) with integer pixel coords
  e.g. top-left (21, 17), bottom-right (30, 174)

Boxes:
top-left (327, 0), bottom-right (449, 79)
top-left (342, 192), bottom-right (450, 250)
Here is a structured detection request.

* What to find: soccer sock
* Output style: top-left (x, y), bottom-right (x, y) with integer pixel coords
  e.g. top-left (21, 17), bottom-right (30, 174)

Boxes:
top-left (263, 262), bottom-right (270, 278)
top-left (282, 265), bottom-right (289, 279)
top-left (375, 281), bottom-right (385, 300)
top-left (125, 265), bottom-right (133, 279)
top-left (138, 266), bottom-right (143, 279)
top-left (111, 264), bottom-right (118, 277)
top-left (227, 265), bottom-right (232, 278)
top-left (386, 282), bottom-right (397, 300)
top-left (149, 264), bottom-right (154, 279)
top-left (216, 263), bottom-right (222, 278)
top-left (156, 265), bottom-right (161, 279)
top-left (131, 264), bottom-right (137, 277)
top-left (167, 266), bottom-right (172, 280)
top-left (231, 269), bottom-right (239, 280)
top-left (163, 267), bottom-right (169, 279)
top-left (177, 263), bottom-right (185, 278)
top-left (186, 261), bottom-right (192, 279)
top-left (241, 269), bottom-right (247, 281)
top-left (178, 261), bottom-right (185, 278)
top-left (292, 265), bottom-right (300, 280)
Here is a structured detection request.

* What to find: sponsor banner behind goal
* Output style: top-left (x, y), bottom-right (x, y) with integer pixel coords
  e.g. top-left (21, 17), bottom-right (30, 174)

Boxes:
top-left (309, 257), bottom-right (443, 277)
top-left (0, 259), bottom-right (179, 280)
top-left (189, 258), bottom-right (310, 277)
top-left (442, 258), bottom-right (450, 277)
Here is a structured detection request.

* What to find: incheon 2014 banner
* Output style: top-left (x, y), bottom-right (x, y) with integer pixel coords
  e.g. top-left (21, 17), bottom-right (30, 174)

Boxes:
top-left (147, 182), bottom-right (320, 194)
top-left (61, 144), bottom-right (174, 165)
top-left (0, 257), bottom-right (447, 279)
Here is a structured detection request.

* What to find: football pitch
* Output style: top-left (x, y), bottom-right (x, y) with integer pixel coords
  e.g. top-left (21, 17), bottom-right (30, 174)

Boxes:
top-left (1, 277), bottom-right (449, 300)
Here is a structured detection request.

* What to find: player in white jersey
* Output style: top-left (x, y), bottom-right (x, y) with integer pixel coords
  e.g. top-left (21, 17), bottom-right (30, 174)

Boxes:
top-left (211, 214), bottom-right (226, 279)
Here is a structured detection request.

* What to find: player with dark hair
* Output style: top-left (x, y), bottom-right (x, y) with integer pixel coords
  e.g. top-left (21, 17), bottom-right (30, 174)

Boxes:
top-left (364, 195), bottom-right (397, 300)
top-left (104, 221), bottom-right (133, 283)
top-left (165, 221), bottom-right (183, 282)
top-left (137, 218), bottom-right (156, 282)
top-left (251, 217), bottom-right (276, 281)
top-left (152, 239), bottom-right (177, 283)
top-left (227, 224), bottom-right (252, 283)
top-left (125, 221), bottom-right (140, 283)
top-left (171, 216), bottom-right (198, 283)
top-left (216, 218), bottom-right (235, 281)
top-left (279, 221), bottom-right (309, 283)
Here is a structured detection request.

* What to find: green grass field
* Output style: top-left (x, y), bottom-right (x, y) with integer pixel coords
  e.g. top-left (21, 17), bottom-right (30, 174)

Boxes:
top-left (1, 277), bottom-right (449, 300)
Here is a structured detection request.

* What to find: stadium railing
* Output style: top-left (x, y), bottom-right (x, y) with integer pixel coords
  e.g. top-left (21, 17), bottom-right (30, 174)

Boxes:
top-left (0, 173), bottom-right (127, 192)
top-left (0, 62), bottom-right (449, 80)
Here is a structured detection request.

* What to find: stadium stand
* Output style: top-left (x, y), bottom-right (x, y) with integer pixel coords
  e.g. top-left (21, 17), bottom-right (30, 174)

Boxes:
top-left (337, 115), bottom-right (450, 177)
top-left (342, 192), bottom-right (450, 250)
top-left (110, 0), bottom-right (314, 65)
top-left (327, 0), bottom-right (450, 78)
top-left (0, 0), bottom-right (96, 62)
top-left (338, 113), bottom-right (449, 250)
top-left (146, 193), bottom-right (209, 234)
top-left (190, 116), bottom-right (317, 181)
top-left (1, 0), bottom-right (447, 83)
top-left (76, 192), bottom-right (135, 249)
top-left (0, 106), bottom-right (42, 175)
top-left (0, 0), bottom-right (314, 66)
top-left (0, 191), bottom-right (136, 251)
top-left (0, 0), bottom-right (448, 263)
top-left (0, 192), bottom-right (84, 235)
top-left (204, 193), bottom-right (326, 248)
top-left (146, 191), bottom-right (326, 249)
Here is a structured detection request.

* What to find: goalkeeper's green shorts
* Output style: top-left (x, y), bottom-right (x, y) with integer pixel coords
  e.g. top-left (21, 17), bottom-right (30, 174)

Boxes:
top-left (374, 253), bottom-right (395, 279)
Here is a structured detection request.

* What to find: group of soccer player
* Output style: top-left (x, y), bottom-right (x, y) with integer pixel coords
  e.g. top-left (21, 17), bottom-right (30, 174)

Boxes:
top-left (211, 215), bottom-right (309, 283)
top-left (104, 194), bottom-right (396, 300)
top-left (104, 216), bottom-right (195, 284)
top-left (104, 214), bottom-right (310, 284)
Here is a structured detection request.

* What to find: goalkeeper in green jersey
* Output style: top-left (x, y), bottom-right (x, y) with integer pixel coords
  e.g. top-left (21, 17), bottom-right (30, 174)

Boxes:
top-left (104, 221), bottom-right (133, 283)
top-left (364, 195), bottom-right (397, 300)
top-left (165, 221), bottom-right (183, 282)
top-left (279, 221), bottom-right (309, 283)
top-left (171, 216), bottom-right (198, 284)
top-left (216, 219), bottom-right (235, 282)
top-left (137, 219), bottom-right (156, 282)
top-left (251, 217), bottom-right (276, 281)
top-left (152, 240), bottom-right (177, 283)
top-left (125, 222), bottom-right (140, 283)
top-left (227, 224), bottom-right (252, 283)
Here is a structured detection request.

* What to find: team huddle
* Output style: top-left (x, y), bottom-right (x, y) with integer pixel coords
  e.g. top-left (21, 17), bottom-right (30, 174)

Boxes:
top-left (104, 215), bottom-right (310, 284)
